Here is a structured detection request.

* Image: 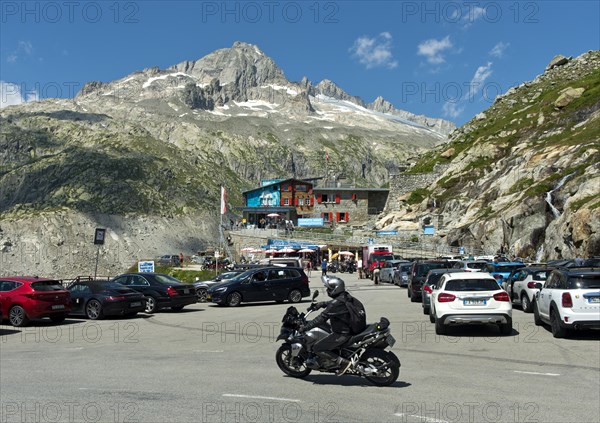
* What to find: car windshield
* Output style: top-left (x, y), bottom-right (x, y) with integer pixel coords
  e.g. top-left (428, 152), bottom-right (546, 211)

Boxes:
top-left (467, 262), bottom-right (488, 270)
top-left (400, 264), bottom-right (411, 272)
top-left (229, 269), bottom-right (256, 282)
top-left (568, 276), bottom-right (600, 289)
top-left (31, 281), bottom-right (64, 291)
top-left (532, 271), bottom-right (548, 281)
top-left (445, 279), bottom-right (500, 291)
top-left (153, 274), bottom-right (183, 285)
top-left (425, 273), bottom-right (443, 285)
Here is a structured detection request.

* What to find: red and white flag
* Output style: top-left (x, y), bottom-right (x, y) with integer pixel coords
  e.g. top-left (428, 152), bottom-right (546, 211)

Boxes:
top-left (220, 186), bottom-right (226, 215)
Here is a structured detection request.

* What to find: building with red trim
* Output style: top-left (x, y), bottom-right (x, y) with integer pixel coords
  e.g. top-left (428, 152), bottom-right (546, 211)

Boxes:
top-left (240, 178), bottom-right (389, 227)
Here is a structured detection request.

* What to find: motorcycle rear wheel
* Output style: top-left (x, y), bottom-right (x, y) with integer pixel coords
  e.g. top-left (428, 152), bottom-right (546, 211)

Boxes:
top-left (360, 350), bottom-right (400, 386)
top-left (276, 344), bottom-right (311, 378)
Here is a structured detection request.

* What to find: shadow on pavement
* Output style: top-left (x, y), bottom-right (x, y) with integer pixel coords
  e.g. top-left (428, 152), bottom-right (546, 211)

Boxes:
top-left (302, 374), bottom-right (411, 388)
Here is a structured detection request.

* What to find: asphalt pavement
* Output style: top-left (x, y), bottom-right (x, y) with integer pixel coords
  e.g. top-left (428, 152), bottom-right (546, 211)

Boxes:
top-left (1, 271), bottom-right (599, 422)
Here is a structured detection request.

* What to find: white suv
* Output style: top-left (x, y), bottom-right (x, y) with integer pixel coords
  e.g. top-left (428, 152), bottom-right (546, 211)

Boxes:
top-left (505, 267), bottom-right (549, 313)
top-left (430, 272), bottom-right (513, 335)
top-left (452, 260), bottom-right (489, 272)
top-left (534, 267), bottom-right (600, 338)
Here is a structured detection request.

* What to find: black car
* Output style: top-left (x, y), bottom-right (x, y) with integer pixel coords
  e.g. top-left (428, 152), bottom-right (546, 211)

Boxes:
top-left (111, 273), bottom-right (197, 313)
top-left (408, 260), bottom-right (453, 302)
top-left (67, 281), bottom-right (146, 320)
top-left (207, 267), bottom-right (310, 307)
top-left (193, 271), bottom-right (244, 302)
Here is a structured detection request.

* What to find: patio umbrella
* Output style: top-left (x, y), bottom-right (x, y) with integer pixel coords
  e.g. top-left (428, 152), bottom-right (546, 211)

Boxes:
top-left (251, 248), bottom-right (265, 253)
top-left (240, 247), bottom-right (255, 252)
top-left (263, 249), bottom-right (278, 254)
top-left (267, 213), bottom-right (280, 218)
top-left (339, 251), bottom-right (354, 256)
top-left (298, 248), bottom-right (315, 253)
top-left (278, 247), bottom-right (296, 254)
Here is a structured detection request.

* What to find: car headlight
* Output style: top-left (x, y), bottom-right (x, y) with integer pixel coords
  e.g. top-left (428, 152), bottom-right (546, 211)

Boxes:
top-left (214, 287), bottom-right (228, 294)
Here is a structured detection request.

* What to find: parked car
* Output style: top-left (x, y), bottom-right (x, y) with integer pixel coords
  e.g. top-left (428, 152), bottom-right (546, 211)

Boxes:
top-left (193, 271), bottom-right (244, 302)
top-left (379, 260), bottom-right (410, 284)
top-left (452, 260), bottom-right (489, 272)
top-left (504, 267), bottom-right (549, 312)
top-left (156, 255), bottom-right (181, 266)
top-left (534, 267), bottom-right (600, 338)
top-left (394, 262), bottom-right (413, 287)
top-left (408, 260), bottom-right (453, 302)
top-left (422, 269), bottom-right (464, 315)
top-left (110, 273), bottom-right (197, 313)
top-left (430, 272), bottom-right (513, 335)
top-left (67, 280), bottom-right (146, 319)
top-left (0, 277), bottom-right (71, 327)
top-left (486, 262), bottom-right (526, 285)
top-left (207, 267), bottom-right (310, 307)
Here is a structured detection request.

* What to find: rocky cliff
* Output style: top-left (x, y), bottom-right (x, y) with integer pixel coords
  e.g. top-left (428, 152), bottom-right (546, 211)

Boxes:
top-left (378, 51), bottom-right (600, 260)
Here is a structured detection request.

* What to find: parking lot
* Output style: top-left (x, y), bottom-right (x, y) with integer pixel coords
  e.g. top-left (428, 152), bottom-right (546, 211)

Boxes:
top-left (1, 271), bottom-right (599, 423)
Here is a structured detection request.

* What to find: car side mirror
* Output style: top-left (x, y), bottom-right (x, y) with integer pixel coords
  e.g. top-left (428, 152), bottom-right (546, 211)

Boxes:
top-left (535, 283), bottom-right (542, 290)
top-left (312, 290), bottom-right (319, 300)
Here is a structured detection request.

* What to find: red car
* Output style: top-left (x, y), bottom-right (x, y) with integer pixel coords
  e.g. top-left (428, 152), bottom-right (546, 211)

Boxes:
top-left (0, 277), bottom-right (71, 327)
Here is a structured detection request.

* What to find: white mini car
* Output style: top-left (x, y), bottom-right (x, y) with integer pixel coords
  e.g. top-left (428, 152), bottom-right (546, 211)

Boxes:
top-left (430, 272), bottom-right (513, 335)
top-left (534, 267), bottom-right (600, 338)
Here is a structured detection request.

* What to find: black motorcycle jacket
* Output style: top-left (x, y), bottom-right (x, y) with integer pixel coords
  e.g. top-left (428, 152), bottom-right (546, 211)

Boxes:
top-left (303, 292), bottom-right (352, 335)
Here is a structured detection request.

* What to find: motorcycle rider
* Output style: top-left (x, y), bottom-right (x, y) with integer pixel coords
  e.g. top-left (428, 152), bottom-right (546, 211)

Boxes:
top-left (299, 276), bottom-right (355, 376)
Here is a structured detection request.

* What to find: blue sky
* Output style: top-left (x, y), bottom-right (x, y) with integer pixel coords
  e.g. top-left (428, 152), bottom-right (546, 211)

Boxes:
top-left (1, 1), bottom-right (598, 125)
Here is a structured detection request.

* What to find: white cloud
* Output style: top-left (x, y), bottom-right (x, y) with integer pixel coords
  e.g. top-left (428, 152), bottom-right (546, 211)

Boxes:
top-left (489, 42), bottom-right (510, 58)
top-left (6, 40), bottom-right (34, 63)
top-left (350, 32), bottom-right (398, 69)
top-left (442, 101), bottom-right (464, 119)
top-left (441, 61), bottom-right (494, 119)
top-left (468, 62), bottom-right (494, 99)
top-left (0, 81), bottom-right (38, 108)
top-left (417, 36), bottom-right (452, 65)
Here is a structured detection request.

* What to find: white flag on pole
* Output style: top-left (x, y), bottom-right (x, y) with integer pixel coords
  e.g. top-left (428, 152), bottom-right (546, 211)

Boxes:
top-left (221, 186), bottom-right (226, 215)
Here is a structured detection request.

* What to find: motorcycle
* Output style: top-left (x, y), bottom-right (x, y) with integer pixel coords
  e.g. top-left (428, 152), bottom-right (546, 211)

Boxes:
top-left (327, 261), bottom-right (338, 273)
top-left (275, 289), bottom-right (400, 386)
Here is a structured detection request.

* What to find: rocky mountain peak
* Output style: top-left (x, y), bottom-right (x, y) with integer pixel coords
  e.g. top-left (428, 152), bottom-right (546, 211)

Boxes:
top-left (369, 96), bottom-right (394, 113)
top-left (314, 79), bottom-right (365, 106)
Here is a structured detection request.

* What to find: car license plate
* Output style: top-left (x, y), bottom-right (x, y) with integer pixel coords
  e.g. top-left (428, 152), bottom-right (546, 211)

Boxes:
top-left (589, 297), bottom-right (600, 303)
top-left (184, 289), bottom-right (190, 294)
top-left (207, 294), bottom-right (212, 300)
top-left (130, 302), bottom-right (142, 307)
top-left (464, 300), bottom-right (485, 306)
top-left (387, 335), bottom-right (396, 347)
top-left (51, 304), bottom-right (65, 310)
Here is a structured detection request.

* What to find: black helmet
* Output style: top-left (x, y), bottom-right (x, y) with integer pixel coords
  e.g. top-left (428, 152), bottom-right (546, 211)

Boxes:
top-left (323, 276), bottom-right (346, 297)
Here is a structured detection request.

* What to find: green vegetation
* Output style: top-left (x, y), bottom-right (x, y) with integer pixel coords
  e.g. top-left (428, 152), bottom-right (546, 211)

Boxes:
top-left (406, 188), bottom-right (430, 205)
top-left (508, 178), bottom-right (534, 194)
top-left (124, 264), bottom-right (220, 284)
top-left (570, 194), bottom-right (600, 212)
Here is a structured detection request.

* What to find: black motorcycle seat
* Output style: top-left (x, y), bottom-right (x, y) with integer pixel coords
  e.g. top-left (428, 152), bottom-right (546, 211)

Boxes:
top-left (345, 324), bottom-right (378, 345)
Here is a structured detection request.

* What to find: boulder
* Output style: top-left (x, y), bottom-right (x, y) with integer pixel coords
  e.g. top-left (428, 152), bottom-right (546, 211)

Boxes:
top-left (554, 88), bottom-right (585, 108)
top-left (545, 55), bottom-right (570, 71)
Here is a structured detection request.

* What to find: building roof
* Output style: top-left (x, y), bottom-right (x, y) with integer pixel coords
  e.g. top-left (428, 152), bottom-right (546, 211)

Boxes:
top-left (242, 178), bottom-right (313, 195)
top-left (313, 187), bottom-right (389, 192)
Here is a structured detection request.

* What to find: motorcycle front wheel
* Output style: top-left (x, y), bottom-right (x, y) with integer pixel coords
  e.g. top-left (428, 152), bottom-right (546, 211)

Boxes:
top-left (360, 349), bottom-right (400, 386)
top-left (276, 344), bottom-right (311, 378)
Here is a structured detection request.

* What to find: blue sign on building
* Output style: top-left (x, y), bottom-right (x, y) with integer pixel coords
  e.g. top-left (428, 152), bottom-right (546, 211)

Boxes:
top-left (423, 225), bottom-right (435, 235)
top-left (298, 218), bottom-right (324, 227)
top-left (376, 231), bottom-right (398, 236)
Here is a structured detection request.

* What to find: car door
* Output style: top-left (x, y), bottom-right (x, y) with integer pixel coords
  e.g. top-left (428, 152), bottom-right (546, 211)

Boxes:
top-left (129, 275), bottom-right (152, 296)
top-left (511, 271), bottom-right (526, 301)
top-left (267, 268), bottom-right (291, 300)
top-left (68, 283), bottom-right (87, 315)
top-left (244, 269), bottom-right (270, 302)
top-left (537, 272), bottom-right (556, 319)
top-left (0, 280), bottom-right (21, 314)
